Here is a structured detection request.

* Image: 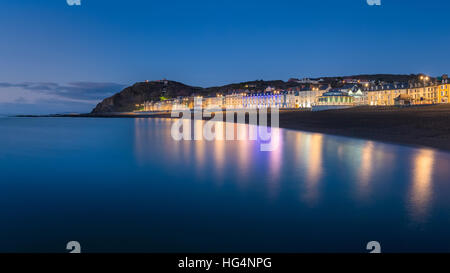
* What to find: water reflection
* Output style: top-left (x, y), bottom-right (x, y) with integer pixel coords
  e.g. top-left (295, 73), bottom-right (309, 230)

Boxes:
top-left (133, 118), bottom-right (443, 225)
top-left (357, 141), bottom-right (374, 199)
top-left (267, 128), bottom-right (283, 199)
top-left (409, 149), bottom-right (435, 223)
top-left (194, 120), bottom-right (205, 175)
top-left (6, 117), bottom-right (450, 252)
top-left (134, 118), bottom-right (152, 164)
top-left (213, 122), bottom-right (226, 184)
top-left (134, 118), bottom-right (180, 164)
top-left (302, 133), bottom-right (323, 206)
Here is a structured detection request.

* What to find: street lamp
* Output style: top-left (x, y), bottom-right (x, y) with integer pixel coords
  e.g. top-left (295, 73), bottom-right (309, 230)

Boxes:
top-left (420, 75), bottom-right (429, 82)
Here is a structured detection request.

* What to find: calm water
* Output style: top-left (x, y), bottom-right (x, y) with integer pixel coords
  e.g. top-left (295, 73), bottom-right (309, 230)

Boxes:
top-left (1, 117), bottom-right (450, 253)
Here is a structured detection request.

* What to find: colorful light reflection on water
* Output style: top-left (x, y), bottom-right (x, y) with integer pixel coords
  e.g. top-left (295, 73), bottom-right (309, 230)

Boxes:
top-left (0, 117), bottom-right (450, 252)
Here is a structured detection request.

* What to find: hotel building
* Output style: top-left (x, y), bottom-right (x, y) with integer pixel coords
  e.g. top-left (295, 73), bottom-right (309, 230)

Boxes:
top-left (408, 83), bottom-right (438, 105)
top-left (296, 84), bottom-right (331, 108)
top-left (225, 91), bottom-right (245, 109)
top-left (366, 84), bottom-right (409, 106)
top-left (243, 90), bottom-right (284, 109)
top-left (365, 79), bottom-right (445, 106)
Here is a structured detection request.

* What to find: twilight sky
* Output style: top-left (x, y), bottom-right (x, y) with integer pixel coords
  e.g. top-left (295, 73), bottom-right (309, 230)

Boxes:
top-left (1, 0), bottom-right (449, 114)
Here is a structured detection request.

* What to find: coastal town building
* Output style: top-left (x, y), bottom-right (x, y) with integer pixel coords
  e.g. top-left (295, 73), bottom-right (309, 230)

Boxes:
top-left (294, 78), bottom-right (320, 84)
top-left (348, 88), bottom-right (365, 105)
top-left (282, 90), bottom-right (297, 108)
top-left (394, 94), bottom-right (412, 106)
top-left (225, 91), bottom-right (245, 109)
top-left (437, 75), bottom-right (449, 104)
top-left (306, 85), bottom-right (363, 110)
top-left (366, 84), bottom-right (409, 106)
top-left (438, 84), bottom-right (449, 103)
top-left (243, 90), bottom-right (284, 109)
top-left (316, 89), bottom-right (354, 106)
top-left (365, 80), bottom-right (443, 106)
top-left (408, 82), bottom-right (438, 105)
top-left (343, 78), bottom-right (360, 84)
top-left (204, 95), bottom-right (225, 109)
top-left (296, 85), bottom-right (331, 108)
top-left (139, 75), bottom-right (450, 112)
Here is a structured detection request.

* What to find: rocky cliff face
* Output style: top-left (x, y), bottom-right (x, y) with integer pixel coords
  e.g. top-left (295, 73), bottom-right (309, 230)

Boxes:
top-left (91, 80), bottom-right (201, 113)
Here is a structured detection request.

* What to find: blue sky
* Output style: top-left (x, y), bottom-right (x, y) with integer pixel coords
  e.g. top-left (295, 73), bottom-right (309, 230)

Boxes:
top-left (1, 0), bottom-right (449, 114)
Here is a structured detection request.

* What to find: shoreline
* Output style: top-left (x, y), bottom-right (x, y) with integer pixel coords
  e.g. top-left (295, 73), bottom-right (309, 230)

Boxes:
top-left (15, 104), bottom-right (450, 152)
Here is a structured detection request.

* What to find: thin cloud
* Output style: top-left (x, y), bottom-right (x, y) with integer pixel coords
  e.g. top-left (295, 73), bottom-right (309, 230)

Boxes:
top-left (0, 81), bottom-right (126, 101)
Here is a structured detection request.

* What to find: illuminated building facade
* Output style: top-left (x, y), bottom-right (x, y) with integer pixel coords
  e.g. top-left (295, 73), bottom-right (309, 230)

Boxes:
top-left (139, 75), bottom-right (450, 112)
top-left (366, 84), bottom-right (409, 106)
top-left (408, 83), bottom-right (438, 105)
top-left (437, 75), bottom-right (449, 103)
top-left (225, 91), bottom-right (245, 109)
top-left (296, 85), bottom-right (331, 108)
top-left (366, 81), bottom-right (442, 106)
top-left (243, 90), bottom-right (284, 109)
top-left (283, 90), bottom-right (297, 108)
top-left (317, 89), bottom-right (354, 106)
